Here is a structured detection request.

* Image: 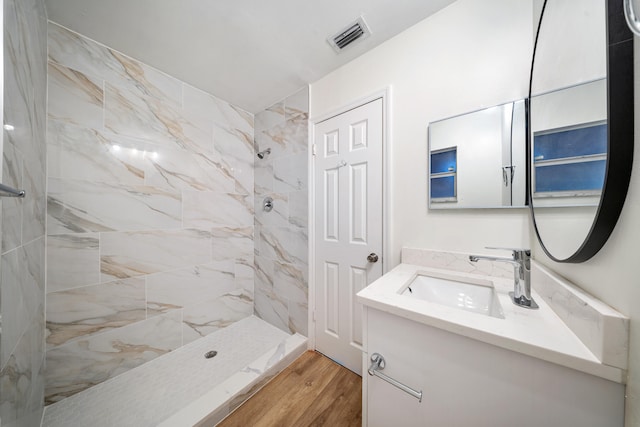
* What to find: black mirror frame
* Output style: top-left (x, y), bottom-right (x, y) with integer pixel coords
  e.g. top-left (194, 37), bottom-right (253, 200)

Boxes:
top-left (528, 0), bottom-right (634, 263)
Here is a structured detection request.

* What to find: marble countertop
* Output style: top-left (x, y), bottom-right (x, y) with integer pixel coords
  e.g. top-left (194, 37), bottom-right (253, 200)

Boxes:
top-left (357, 260), bottom-right (627, 384)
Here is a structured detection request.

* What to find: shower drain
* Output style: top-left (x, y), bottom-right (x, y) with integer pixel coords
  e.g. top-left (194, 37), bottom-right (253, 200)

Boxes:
top-left (204, 350), bottom-right (218, 359)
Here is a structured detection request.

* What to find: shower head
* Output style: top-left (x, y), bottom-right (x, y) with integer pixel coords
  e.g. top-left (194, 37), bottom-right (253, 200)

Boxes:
top-left (257, 148), bottom-right (271, 159)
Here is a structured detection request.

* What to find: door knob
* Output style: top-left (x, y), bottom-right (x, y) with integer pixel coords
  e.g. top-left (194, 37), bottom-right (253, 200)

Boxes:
top-left (367, 253), bottom-right (379, 263)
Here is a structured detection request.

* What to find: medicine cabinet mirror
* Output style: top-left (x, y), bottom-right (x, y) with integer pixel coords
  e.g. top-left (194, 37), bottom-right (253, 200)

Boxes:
top-left (428, 99), bottom-right (526, 209)
top-left (529, 0), bottom-right (633, 262)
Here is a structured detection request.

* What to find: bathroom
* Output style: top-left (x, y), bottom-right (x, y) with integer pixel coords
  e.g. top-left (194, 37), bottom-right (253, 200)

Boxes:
top-left (2, 0), bottom-right (640, 425)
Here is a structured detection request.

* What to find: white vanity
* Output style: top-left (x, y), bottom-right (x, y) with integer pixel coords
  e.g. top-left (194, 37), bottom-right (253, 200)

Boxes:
top-left (357, 248), bottom-right (628, 427)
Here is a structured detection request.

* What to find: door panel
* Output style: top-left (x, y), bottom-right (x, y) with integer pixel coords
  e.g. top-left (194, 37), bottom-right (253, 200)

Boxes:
top-left (314, 98), bottom-right (383, 374)
top-left (324, 169), bottom-right (339, 240)
top-left (350, 266), bottom-right (367, 347)
top-left (351, 162), bottom-right (368, 243)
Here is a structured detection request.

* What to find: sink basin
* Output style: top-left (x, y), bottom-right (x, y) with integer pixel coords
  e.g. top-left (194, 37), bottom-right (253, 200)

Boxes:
top-left (401, 272), bottom-right (504, 319)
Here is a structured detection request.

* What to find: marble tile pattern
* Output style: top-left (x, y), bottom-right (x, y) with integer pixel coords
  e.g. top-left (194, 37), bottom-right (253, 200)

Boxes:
top-left (532, 262), bottom-right (629, 371)
top-left (45, 22), bottom-right (255, 404)
top-left (41, 316), bottom-right (306, 427)
top-left (1, 0), bottom-right (48, 425)
top-left (253, 88), bottom-right (309, 336)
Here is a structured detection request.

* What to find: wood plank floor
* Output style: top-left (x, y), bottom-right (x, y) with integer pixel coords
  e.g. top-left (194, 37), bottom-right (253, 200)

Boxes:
top-left (217, 351), bottom-right (362, 427)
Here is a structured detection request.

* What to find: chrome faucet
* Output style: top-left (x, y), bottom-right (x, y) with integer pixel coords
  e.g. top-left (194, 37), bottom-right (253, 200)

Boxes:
top-left (469, 248), bottom-right (538, 309)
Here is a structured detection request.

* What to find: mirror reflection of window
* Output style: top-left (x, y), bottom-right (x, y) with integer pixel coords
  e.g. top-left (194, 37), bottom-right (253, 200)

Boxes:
top-left (529, 79), bottom-right (607, 208)
top-left (430, 147), bottom-right (457, 202)
top-left (533, 121), bottom-right (607, 198)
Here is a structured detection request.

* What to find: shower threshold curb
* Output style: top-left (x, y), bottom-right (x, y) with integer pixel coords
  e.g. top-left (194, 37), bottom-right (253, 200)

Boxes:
top-left (159, 332), bottom-right (308, 426)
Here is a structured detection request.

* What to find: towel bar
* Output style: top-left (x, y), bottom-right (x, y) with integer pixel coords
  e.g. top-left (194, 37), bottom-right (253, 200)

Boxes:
top-left (368, 352), bottom-right (423, 402)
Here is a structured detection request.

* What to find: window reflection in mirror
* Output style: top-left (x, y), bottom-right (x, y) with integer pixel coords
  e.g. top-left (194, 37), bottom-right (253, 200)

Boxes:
top-left (428, 100), bottom-right (526, 209)
top-left (430, 147), bottom-right (457, 202)
top-left (533, 122), bottom-right (606, 196)
top-left (530, 79), bottom-right (607, 207)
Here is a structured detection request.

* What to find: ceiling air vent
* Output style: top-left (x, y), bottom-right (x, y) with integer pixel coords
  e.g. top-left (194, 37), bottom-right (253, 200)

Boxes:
top-left (328, 16), bottom-right (371, 53)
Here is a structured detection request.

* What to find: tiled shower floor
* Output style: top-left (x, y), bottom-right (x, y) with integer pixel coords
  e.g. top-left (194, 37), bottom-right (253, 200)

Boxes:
top-left (42, 316), bottom-right (307, 427)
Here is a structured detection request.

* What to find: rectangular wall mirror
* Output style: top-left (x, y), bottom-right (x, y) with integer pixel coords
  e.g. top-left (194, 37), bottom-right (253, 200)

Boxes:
top-left (428, 99), bottom-right (527, 209)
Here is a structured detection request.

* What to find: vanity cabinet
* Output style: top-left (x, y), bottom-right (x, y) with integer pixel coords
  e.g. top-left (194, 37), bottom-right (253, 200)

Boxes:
top-left (363, 307), bottom-right (624, 427)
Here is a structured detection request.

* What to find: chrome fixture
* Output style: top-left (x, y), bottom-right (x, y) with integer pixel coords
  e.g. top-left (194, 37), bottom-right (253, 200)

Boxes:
top-left (257, 148), bottom-right (271, 159)
top-left (367, 253), bottom-right (379, 263)
top-left (368, 353), bottom-right (422, 402)
top-left (469, 248), bottom-right (538, 309)
top-left (204, 350), bottom-right (218, 359)
top-left (624, 0), bottom-right (640, 36)
top-left (263, 196), bottom-right (274, 212)
top-left (0, 182), bottom-right (25, 198)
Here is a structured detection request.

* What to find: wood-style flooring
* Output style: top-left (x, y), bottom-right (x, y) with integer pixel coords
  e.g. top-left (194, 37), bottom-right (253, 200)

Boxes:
top-left (217, 351), bottom-right (362, 427)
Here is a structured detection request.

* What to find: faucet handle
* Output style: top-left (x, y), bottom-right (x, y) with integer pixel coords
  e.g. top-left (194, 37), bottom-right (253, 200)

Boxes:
top-left (485, 247), bottom-right (530, 256)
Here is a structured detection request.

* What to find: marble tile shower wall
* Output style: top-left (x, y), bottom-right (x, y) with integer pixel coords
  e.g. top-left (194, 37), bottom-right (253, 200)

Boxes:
top-left (45, 22), bottom-right (255, 404)
top-left (1, 0), bottom-right (48, 425)
top-left (253, 89), bottom-right (309, 336)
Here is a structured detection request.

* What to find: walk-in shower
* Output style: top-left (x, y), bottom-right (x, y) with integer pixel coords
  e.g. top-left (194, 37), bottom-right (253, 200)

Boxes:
top-left (42, 318), bottom-right (306, 426)
top-left (2, 6), bottom-right (310, 425)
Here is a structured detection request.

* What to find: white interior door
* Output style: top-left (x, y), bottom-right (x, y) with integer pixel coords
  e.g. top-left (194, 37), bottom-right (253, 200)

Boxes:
top-left (313, 98), bottom-right (383, 374)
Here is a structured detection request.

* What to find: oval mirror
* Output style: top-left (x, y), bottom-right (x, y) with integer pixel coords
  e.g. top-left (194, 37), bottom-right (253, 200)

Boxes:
top-left (528, 0), bottom-right (634, 262)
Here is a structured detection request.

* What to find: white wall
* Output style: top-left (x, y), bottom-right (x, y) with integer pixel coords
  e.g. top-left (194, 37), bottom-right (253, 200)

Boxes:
top-left (310, 0), bottom-right (533, 266)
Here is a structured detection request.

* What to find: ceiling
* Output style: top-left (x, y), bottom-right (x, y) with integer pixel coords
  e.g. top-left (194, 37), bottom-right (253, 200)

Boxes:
top-left (44, 0), bottom-right (457, 113)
